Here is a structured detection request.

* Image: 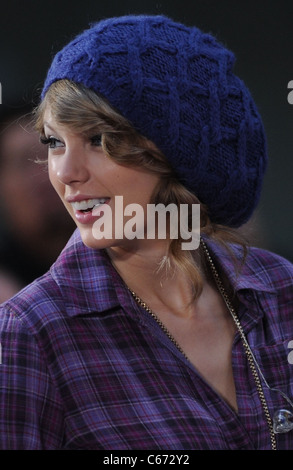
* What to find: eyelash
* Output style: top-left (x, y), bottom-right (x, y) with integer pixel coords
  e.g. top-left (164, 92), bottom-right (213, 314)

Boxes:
top-left (40, 136), bottom-right (62, 149)
top-left (90, 135), bottom-right (102, 146)
top-left (40, 135), bottom-right (102, 149)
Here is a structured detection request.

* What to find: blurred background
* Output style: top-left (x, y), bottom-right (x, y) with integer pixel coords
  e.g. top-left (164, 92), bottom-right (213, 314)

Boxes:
top-left (0, 0), bottom-right (292, 300)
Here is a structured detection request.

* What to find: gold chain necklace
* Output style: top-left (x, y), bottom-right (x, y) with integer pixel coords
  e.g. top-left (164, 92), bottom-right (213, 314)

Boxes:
top-left (129, 289), bottom-right (189, 361)
top-left (128, 238), bottom-right (277, 450)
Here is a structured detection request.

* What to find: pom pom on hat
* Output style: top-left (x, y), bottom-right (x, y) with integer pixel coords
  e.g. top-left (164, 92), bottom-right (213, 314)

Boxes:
top-left (42, 15), bottom-right (267, 227)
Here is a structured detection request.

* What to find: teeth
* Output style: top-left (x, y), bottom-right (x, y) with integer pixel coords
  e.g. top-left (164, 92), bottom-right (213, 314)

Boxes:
top-left (72, 198), bottom-right (108, 211)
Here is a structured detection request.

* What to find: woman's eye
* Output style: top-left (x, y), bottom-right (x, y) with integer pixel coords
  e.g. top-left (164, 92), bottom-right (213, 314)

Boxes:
top-left (40, 136), bottom-right (64, 149)
top-left (90, 135), bottom-right (102, 147)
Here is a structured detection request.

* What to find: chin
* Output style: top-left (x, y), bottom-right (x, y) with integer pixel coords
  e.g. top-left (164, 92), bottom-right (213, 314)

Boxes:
top-left (78, 226), bottom-right (117, 250)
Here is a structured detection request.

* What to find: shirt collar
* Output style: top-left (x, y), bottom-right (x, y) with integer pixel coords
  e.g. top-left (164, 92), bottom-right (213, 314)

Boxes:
top-left (204, 237), bottom-right (277, 295)
top-left (50, 229), bottom-right (276, 318)
top-left (204, 237), bottom-right (277, 331)
top-left (50, 229), bottom-right (128, 316)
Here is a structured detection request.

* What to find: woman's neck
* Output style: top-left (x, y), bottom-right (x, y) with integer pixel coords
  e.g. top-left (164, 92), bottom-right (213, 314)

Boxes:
top-left (106, 239), bottom-right (204, 318)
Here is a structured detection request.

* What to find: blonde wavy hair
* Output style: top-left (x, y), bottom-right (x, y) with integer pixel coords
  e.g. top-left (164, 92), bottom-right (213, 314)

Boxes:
top-left (35, 79), bottom-right (247, 299)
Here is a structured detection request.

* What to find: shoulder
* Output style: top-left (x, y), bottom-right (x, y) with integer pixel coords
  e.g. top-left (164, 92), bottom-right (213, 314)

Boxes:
top-left (244, 245), bottom-right (293, 291)
top-left (0, 269), bottom-right (64, 338)
top-left (207, 237), bottom-right (293, 295)
top-left (0, 229), bottom-right (119, 334)
top-left (0, 230), bottom-right (80, 333)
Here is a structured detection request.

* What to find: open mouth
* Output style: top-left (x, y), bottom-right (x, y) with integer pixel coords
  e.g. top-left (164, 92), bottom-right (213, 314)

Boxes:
top-left (71, 198), bottom-right (110, 213)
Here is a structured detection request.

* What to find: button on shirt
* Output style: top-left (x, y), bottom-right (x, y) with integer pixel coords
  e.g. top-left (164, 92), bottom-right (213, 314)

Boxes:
top-left (0, 229), bottom-right (292, 450)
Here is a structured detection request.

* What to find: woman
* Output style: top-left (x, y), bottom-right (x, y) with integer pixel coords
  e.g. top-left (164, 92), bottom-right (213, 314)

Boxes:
top-left (0, 15), bottom-right (292, 450)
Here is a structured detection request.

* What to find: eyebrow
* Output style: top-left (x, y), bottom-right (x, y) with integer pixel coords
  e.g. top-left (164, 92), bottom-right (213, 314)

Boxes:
top-left (43, 122), bottom-right (56, 132)
top-left (42, 122), bottom-right (64, 139)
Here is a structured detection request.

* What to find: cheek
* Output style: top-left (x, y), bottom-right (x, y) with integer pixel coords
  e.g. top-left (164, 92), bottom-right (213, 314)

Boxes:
top-left (113, 169), bottom-right (160, 203)
top-left (132, 177), bottom-right (160, 206)
top-left (48, 161), bottom-right (62, 194)
top-left (47, 162), bottom-right (74, 217)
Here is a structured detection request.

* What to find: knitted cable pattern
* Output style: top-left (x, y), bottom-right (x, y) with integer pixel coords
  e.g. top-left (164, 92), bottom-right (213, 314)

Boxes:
top-left (42, 15), bottom-right (267, 227)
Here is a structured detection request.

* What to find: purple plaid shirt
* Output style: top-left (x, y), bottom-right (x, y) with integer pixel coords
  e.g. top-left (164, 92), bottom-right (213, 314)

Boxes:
top-left (0, 229), bottom-right (292, 450)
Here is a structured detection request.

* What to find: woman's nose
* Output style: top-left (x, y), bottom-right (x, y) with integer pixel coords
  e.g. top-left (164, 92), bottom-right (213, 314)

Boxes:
top-left (54, 147), bottom-right (90, 186)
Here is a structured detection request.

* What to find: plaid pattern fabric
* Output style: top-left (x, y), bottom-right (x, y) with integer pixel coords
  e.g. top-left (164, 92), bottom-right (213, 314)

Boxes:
top-left (0, 229), bottom-right (292, 449)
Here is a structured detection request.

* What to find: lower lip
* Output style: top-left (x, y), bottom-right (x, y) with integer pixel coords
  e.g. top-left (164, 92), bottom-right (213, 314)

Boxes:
top-left (73, 200), bottom-right (110, 225)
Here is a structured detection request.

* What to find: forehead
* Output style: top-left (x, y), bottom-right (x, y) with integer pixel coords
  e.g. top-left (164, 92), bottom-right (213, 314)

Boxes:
top-left (42, 106), bottom-right (54, 127)
top-left (42, 108), bottom-right (69, 134)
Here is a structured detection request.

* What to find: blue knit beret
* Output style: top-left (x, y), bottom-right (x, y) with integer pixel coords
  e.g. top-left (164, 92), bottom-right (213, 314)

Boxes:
top-left (42, 15), bottom-right (267, 227)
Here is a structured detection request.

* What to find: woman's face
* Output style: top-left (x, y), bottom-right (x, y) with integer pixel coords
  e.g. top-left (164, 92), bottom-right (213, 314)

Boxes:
top-left (43, 108), bottom-right (161, 250)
